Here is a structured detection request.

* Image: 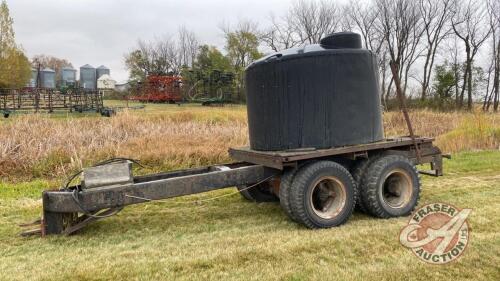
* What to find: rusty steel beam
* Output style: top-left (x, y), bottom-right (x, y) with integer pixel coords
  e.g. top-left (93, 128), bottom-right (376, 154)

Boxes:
top-left (389, 61), bottom-right (422, 163)
top-left (43, 164), bottom-right (279, 214)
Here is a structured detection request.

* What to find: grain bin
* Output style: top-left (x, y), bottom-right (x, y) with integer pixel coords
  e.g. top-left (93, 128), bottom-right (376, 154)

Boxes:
top-left (28, 68), bottom-right (38, 87)
top-left (96, 65), bottom-right (110, 80)
top-left (245, 32), bottom-right (384, 151)
top-left (80, 64), bottom-right (96, 90)
top-left (40, 68), bottom-right (56, 89)
top-left (61, 66), bottom-right (77, 87)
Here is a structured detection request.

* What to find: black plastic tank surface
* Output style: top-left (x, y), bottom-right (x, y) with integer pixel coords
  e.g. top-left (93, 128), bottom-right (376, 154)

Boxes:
top-left (245, 32), bottom-right (384, 151)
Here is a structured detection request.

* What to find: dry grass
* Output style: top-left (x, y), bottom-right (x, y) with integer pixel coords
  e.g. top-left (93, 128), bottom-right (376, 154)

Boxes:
top-left (0, 104), bottom-right (499, 182)
top-left (0, 106), bottom-right (247, 181)
top-left (383, 110), bottom-right (464, 137)
top-left (383, 110), bottom-right (500, 152)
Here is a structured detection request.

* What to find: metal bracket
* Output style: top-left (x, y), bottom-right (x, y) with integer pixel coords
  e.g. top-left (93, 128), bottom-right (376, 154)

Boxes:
top-left (82, 161), bottom-right (133, 189)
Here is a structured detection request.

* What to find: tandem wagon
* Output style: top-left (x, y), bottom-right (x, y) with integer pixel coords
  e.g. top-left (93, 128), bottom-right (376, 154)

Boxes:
top-left (23, 32), bottom-right (448, 236)
top-left (35, 136), bottom-right (444, 235)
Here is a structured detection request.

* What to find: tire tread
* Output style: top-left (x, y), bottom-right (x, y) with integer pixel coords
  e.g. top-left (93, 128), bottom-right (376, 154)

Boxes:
top-left (289, 161), bottom-right (357, 228)
top-left (361, 155), bottom-right (420, 218)
top-left (279, 168), bottom-right (299, 221)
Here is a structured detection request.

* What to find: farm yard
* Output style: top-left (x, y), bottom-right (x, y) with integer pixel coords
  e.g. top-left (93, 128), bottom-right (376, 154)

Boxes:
top-left (1, 0), bottom-right (500, 278)
top-left (0, 104), bottom-right (499, 281)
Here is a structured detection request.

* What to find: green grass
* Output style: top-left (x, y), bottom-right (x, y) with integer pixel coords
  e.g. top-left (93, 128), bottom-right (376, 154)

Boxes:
top-left (0, 151), bottom-right (499, 280)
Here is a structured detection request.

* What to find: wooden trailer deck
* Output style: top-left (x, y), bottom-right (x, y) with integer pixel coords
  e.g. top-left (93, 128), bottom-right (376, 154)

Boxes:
top-left (229, 137), bottom-right (443, 172)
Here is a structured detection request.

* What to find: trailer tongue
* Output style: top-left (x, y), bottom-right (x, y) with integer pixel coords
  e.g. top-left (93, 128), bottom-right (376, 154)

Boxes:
top-left (35, 162), bottom-right (278, 235)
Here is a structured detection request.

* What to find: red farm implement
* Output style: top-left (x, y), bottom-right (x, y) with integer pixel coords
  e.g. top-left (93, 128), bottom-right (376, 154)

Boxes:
top-left (130, 75), bottom-right (183, 103)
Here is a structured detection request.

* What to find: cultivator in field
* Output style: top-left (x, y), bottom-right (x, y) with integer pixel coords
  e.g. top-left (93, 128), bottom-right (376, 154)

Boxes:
top-left (0, 88), bottom-right (104, 116)
top-left (129, 75), bottom-right (183, 103)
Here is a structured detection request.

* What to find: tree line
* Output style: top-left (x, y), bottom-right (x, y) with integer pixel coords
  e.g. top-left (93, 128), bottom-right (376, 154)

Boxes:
top-left (124, 22), bottom-right (261, 102)
top-left (267, 0), bottom-right (500, 111)
top-left (1, 0), bottom-right (496, 110)
top-left (125, 0), bottom-right (499, 111)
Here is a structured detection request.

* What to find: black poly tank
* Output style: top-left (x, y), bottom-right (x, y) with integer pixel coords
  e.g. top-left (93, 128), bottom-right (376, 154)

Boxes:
top-left (245, 32), bottom-right (384, 151)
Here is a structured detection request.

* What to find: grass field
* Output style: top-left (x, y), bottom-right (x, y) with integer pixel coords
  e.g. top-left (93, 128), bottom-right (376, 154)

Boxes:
top-left (0, 102), bottom-right (499, 280)
top-left (1, 101), bottom-right (499, 182)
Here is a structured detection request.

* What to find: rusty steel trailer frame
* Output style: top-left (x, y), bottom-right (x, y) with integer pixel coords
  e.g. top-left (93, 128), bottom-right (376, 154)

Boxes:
top-left (41, 163), bottom-right (279, 235)
top-left (229, 137), bottom-right (443, 173)
top-left (36, 136), bottom-right (444, 236)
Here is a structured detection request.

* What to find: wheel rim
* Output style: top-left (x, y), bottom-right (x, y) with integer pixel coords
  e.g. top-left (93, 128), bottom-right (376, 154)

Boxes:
top-left (309, 176), bottom-right (347, 219)
top-left (380, 169), bottom-right (413, 208)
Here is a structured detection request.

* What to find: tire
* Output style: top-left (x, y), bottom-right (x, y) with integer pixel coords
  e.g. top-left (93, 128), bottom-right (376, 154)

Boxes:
top-left (350, 158), bottom-right (371, 213)
top-left (279, 167), bottom-right (300, 221)
top-left (237, 181), bottom-right (279, 202)
top-left (350, 154), bottom-right (386, 213)
top-left (360, 155), bottom-right (420, 218)
top-left (289, 161), bottom-right (356, 228)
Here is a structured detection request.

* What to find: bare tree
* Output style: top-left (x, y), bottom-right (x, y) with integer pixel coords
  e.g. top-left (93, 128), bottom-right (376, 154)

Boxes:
top-left (260, 13), bottom-right (300, 52)
top-left (178, 26), bottom-right (199, 68)
top-left (343, 2), bottom-right (383, 51)
top-left (343, 1), bottom-right (390, 104)
top-left (261, 0), bottom-right (339, 51)
top-left (287, 0), bottom-right (339, 44)
top-left (418, 0), bottom-right (454, 100)
top-left (484, 52), bottom-right (495, 110)
top-left (375, 0), bottom-right (425, 96)
top-left (125, 37), bottom-right (182, 81)
top-left (451, 0), bottom-right (492, 110)
top-left (445, 37), bottom-right (464, 106)
top-left (484, 0), bottom-right (499, 111)
top-left (31, 54), bottom-right (73, 82)
top-left (157, 37), bottom-right (182, 74)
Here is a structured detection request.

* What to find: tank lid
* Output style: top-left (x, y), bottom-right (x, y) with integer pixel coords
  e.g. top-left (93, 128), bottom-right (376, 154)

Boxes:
top-left (320, 32), bottom-right (362, 49)
top-left (97, 65), bottom-right (109, 70)
top-left (246, 32), bottom-right (365, 70)
top-left (62, 66), bottom-right (76, 71)
top-left (81, 64), bottom-right (95, 69)
top-left (42, 68), bottom-right (55, 72)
